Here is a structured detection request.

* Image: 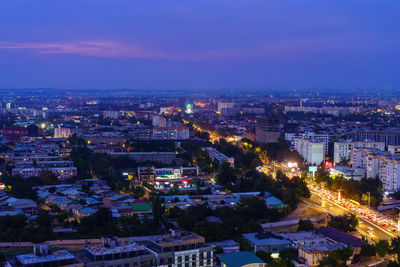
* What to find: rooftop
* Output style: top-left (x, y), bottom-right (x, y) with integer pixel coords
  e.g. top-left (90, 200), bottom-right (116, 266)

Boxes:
top-left (315, 227), bottom-right (366, 247)
top-left (17, 250), bottom-right (75, 265)
top-left (243, 232), bottom-right (293, 246)
top-left (86, 241), bottom-right (144, 256)
top-left (153, 231), bottom-right (204, 247)
top-left (219, 252), bottom-right (265, 267)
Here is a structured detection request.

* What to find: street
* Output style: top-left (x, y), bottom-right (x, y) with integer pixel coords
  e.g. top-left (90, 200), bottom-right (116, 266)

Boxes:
top-left (307, 185), bottom-right (397, 241)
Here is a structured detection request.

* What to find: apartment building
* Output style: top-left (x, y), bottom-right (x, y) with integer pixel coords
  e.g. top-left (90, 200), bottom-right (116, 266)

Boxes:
top-left (111, 152), bottom-right (178, 165)
top-left (147, 230), bottom-right (214, 267)
top-left (334, 140), bottom-right (385, 164)
top-left (12, 166), bottom-right (77, 180)
top-left (6, 243), bottom-right (82, 267)
top-left (351, 147), bottom-right (400, 191)
top-left (294, 139), bottom-right (324, 165)
top-left (54, 125), bottom-right (72, 138)
top-left (286, 132), bottom-right (330, 155)
top-left (78, 237), bottom-right (155, 267)
top-left (152, 127), bottom-right (190, 140)
top-left (353, 130), bottom-right (400, 147)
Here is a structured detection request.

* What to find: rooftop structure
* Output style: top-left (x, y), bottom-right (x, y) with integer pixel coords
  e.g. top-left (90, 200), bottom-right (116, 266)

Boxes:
top-left (205, 147), bottom-right (234, 167)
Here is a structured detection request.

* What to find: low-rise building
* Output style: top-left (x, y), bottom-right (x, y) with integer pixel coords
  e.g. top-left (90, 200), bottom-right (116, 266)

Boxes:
top-left (330, 165), bottom-right (365, 180)
top-left (242, 232), bottom-right (293, 255)
top-left (7, 243), bottom-right (82, 267)
top-left (110, 152), bottom-right (178, 165)
top-left (12, 166), bottom-right (77, 180)
top-left (147, 230), bottom-right (214, 267)
top-left (78, 237), bottom-right (155, 267)
top-left (152, 126), bottom-right (189, 140)
top-left (205, 147), bottom-right (234, 167)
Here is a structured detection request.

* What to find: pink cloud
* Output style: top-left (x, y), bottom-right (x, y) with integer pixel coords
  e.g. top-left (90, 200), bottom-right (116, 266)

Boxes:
top-left (0, 36), bottom-right (369, 61)
top-left (0, 41), bottom-right (170, 59)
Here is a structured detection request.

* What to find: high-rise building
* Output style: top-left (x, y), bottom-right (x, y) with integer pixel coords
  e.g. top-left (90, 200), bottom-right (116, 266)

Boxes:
top-left (353, 130), bottom-right (400, 147)
top-left (152, 126), bottom-right (189, 140)
top-left (217, 101), bottom-right (235, 113)
top-left (255, 116), bottom-right (281, 143)
top-left (285, 132), bottom-right (330, 154)
top-left (334, 140), bottom-right (385, 164)
top-left (152, 115), bottom-right (167, 127)
top-left (103, 110), bottom-right (121, 119)
top-left (54, 125), bottom-right (72, 138)
top-left (295, 139), bottom-right (325, 165)
top-left (351, 147), bottom-right (400, 191)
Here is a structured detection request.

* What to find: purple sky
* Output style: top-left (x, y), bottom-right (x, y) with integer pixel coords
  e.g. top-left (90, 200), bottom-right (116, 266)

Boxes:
top-left (1, 0), bottom-right (400, 90)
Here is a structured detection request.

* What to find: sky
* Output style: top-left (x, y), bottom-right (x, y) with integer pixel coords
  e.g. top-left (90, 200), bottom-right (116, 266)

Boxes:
top-left (0, 0), bottom-right (400, 90)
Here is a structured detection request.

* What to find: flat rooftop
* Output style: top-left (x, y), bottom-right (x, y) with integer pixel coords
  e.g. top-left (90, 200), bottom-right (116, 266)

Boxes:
top-left (86, 241), bottom-right (144, 256)
top-left (154, 232), bottom-right (204, 247)
top-left (17, 250), bottom-right (75, 265)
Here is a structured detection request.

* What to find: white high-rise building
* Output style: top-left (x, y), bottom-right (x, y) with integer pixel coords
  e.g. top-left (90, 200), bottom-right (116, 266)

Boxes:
top-left (217, 101), bottom-right (235, 113)
top-left (334, 140), bottom-right (385, 164)
top-left (152, 126), bottom-right (189, 140)
top-left (351, 147), bottom-right (400, 192)
top-left (295, 138), bottom-right (324, 165)
top-left (152, 115), bottom-right (167, 127)
top-left (54, 125), bottom-right (71, 138)
top-left (286, 132), bottom-right (330, 155)
top-left (380, 159), bottom-right (400, 192)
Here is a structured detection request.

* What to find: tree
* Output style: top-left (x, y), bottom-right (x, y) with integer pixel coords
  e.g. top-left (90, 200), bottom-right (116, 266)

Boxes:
top-left (315, 162), bottom-right (330, 184)
top-left (360, 245), bottom-right (376, 258)
top-left (214, 246), bottom-right (224, 254)
top-left (297, 219), bottom-right (314, 232)
top-left (375, 239), bottom-right (389, 258)
top-left (256, 251), bottom-right (272, 263)
top-left (39, 169), bottom-right (59, 185)
top-left (152, 196), bottom-right (163, 223)
top-left (328, 214), bottom-right (358, 232)
top-left (268, 258), bottom-right (289, 267)
top-left (279, 248), bottom-right (297, 263)
top-left (389, 237), bottom-right (400, 263)
top-left (36, 210), bottom-right (52, 228)
top-left (216, 164), bottom-right (237, 185)
top-left (319, 255), bottom-right (339, 267)
top-left (333, 247), bottom-right (353, 265)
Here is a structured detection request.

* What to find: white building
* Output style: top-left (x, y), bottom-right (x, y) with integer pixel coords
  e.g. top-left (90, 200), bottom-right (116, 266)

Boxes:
top-left (12, 167), bottom-right (77, 180)
top-left (294, 139), bottom-right (325, 165)
top-left (286, 132), bottom-right (330, 155)
top-left (388, 145), bottom-right (400, 156)
top-left (217, 101), bottom-right (235, 113)
top-left (103, 110), bottom-right (121, 119)
top-left (379, 158), bottom-right (400, 192)
top-left (334, 140), bottom-right (385, 164)
top-left (152, 127), bottom-right (189, 140)
top-left (54, 125), bottom-right (71, 138)
top-left (351, 147), bottom-right (400, 192)
top-left (152, 115), bottom-right (167, 127)
top-left (330, 165), bottom-right (365, 180)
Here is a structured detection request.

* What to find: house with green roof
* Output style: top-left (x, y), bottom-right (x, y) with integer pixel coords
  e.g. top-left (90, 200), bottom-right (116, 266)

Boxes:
top-left (130, 201), bottom-right (152, 219)
top-left (219, 251), bottom-right (266, 267)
